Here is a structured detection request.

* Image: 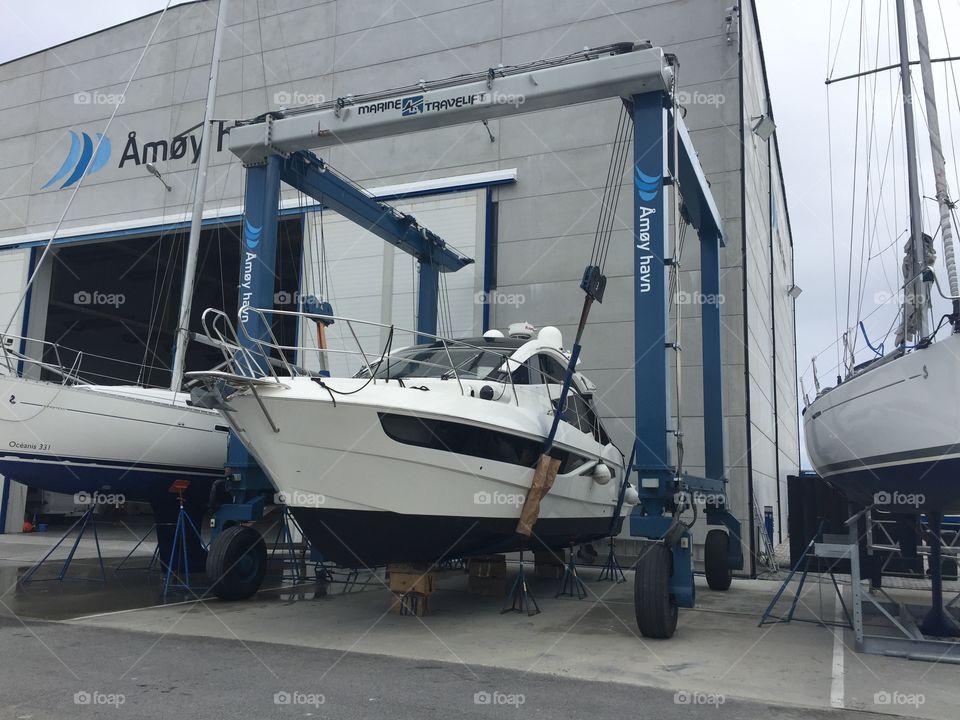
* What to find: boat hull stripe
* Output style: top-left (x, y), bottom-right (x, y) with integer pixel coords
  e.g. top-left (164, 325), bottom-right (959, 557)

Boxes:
top-left (0, 450), bottom-right (221, 477)
top-left (818, 443), bottom-right (960, 475)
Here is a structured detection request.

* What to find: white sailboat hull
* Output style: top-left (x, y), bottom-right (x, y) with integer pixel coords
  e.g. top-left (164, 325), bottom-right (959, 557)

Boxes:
top-left (803, 333), bottom-right (960, 512)
top-left (223, 376), bottom-right (628, 566)
top-left (0, 374), bottom-right (228, 501)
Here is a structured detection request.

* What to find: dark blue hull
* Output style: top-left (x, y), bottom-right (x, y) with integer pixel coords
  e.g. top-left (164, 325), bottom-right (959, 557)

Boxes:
top-left (0, 449), bottom-right (220, 504)
top-left (822, 455), bottom-right (960, 514)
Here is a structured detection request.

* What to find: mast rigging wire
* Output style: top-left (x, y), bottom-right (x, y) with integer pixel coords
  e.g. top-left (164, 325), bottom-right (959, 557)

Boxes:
top-left (2, 0), bottom-right (175, 337)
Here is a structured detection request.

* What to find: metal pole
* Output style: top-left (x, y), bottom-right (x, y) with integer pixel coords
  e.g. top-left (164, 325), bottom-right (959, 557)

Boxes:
top-left (896, 0), bottom-right (929, 342)
top-left (170, 0), bottom-right (230, 391)
top-left (912, 0), bottom-right (960, 321)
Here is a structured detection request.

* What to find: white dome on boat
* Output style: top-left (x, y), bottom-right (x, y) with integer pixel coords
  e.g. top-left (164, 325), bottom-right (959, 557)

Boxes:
top-left (508, 321), bottom-right (536, 339)
top-left (483, 329), bottom-right (505, 339)
top-left (537, 326), bottom-right (563, 349)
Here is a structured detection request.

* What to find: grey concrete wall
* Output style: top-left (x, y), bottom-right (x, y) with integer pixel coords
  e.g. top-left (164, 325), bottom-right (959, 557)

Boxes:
top-left (0, 0), bottom-right (798, 567)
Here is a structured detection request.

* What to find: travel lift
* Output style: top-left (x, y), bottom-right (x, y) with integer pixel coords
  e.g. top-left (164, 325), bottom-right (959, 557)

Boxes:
top-left (204, 42), bottom-right (742, 638)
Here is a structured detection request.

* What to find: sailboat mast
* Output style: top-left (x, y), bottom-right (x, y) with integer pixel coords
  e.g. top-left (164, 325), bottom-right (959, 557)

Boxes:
top-left (895, 0), bottom-right (929, 342)
top-left (912, 0), bottom-right (960, 322)
top-left (170, 0), bottom-right (230, 392)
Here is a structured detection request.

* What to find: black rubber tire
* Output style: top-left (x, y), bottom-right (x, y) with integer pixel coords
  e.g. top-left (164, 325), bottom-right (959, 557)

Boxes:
top-left (704, 529), bottom-right (733, 591)
top-left (634, 544), bottom-right (678, 639)
top-left (206, 525), bottom-right (267, 601)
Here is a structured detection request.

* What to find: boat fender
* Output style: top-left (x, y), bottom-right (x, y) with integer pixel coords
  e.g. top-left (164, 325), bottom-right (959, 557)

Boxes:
top-left (592, 462), bottom-right (612, 485)
top-left (479, 385), bottom-right (495, 400)
top-left (623, 485), bottom-right (640, 505)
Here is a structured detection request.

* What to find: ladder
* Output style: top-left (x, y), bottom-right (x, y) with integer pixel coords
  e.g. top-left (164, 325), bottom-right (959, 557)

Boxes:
top-left (753, 497), bottom-right (780, 575)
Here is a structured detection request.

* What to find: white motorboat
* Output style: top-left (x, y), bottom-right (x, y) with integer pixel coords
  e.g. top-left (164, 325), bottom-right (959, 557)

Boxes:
top-left (189, 312), bottom-right (635, 567)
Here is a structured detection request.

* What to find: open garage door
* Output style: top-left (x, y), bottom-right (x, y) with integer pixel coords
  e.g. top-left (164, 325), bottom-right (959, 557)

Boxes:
top-left (39, 218), bottom-right (303, 387)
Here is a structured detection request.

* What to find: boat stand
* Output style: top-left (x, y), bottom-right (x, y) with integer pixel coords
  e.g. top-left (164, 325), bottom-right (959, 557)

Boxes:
top-left (917, 513), bottom-right (960, 637)
top-left (114, 523), bottom-right (172, 573)
top-left (502, 550), bottom-right (540, 616)
top-left (759, 521), bottom-right (851, 628)
top-left (848, 509), bottom-right (960, 660)
top-left (596, 536), bottom-right (626, 583)
top-left (162, 496), bottom-right (208, 599)
top-left (269, 507), bottom-right (308, 584)
top-left (556, 545), bottom-right (588, 599)
top-left (20, 505), bottom-right (106, 584)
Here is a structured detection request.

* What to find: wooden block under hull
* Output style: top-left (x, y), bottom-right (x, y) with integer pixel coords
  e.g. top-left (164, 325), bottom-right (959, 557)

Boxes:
top-left (467, 555), bottom-right (507, 579)
top-left (388, 563), bottom-right (436, 596)
top-left (390, 591), bottom-right (430, 616)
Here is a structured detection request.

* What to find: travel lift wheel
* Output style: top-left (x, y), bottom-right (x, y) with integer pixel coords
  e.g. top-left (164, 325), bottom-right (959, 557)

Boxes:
top-left (704, 528), bottom-right (733, 591)
top-left (634, 543), bottom-right (678, 639)
top-left (206, 525), bottom-right (267, 601)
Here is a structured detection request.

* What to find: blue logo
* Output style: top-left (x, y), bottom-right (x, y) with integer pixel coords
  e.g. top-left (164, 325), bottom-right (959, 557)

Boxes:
top-left (43, 131), bottom-right (111, 189)
top-left (635, 168), bottom-right (661, 202)
top-left (401, 95), bottom-right (424, 116)
top-left (244, 218), bottom-right (262, 250)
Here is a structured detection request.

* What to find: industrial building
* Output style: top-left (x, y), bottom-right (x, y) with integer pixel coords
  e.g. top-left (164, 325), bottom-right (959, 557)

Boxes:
top-left (0, 0), bottom-right (798, 573)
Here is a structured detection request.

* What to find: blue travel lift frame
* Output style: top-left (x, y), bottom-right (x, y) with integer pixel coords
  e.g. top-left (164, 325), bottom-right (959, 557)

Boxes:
top-left (213, 81), bottom-right (741, 639)
top-left (629, 91), bottom-right (743, 621)
top-left (211, 149), bottom-right (473, 536)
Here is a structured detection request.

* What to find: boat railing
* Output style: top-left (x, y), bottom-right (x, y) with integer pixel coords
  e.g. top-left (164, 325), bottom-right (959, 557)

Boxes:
top-left (197, 307), bottom-right (523, 404)
top-left (0, 333), bottom-right (177, 389)
top-left (0, 333), bottom-right (85, 385)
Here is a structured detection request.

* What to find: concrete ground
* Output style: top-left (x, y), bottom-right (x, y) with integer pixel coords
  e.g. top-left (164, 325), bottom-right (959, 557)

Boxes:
top-left (0, 524), bottom-right (956, 719)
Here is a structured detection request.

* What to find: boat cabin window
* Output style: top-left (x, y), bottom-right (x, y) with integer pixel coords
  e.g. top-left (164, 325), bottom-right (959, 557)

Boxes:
top-left (496, 353), bottom-right (567, 385)
top-left (379, 412), bottom-right (590, 472)
top-left (582, 398), bottom-right (611, 445)
top-left (538, 354), bottom-right (568, 385)
top-left (554, 392), bottom-right (611, 444)
top-left (492, 355), bottom-right (544, 385)
top-left (373, 346), bottom-right (510, 380)
top-left (554, 393), bottom-right (590, 434)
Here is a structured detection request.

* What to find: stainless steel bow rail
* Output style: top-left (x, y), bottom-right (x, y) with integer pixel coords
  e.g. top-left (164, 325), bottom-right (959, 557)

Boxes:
top-left (188, 306), bottom-right (531, 404)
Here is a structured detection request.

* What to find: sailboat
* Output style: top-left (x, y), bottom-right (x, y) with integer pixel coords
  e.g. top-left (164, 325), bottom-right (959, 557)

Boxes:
top-left (803, 0), bottom-right (960, 635)
top-left (0, 1), bottom-right (232, 534)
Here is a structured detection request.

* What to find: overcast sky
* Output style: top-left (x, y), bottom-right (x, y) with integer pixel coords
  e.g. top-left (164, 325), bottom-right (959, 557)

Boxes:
top-left (3, 1), bottom-right (960, 467)
top-left (759, 0), bottom-right (960, 467)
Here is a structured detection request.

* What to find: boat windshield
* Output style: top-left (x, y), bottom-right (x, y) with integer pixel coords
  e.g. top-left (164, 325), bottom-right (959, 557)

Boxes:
top-left (372, 345), bottom-right (510, 380)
